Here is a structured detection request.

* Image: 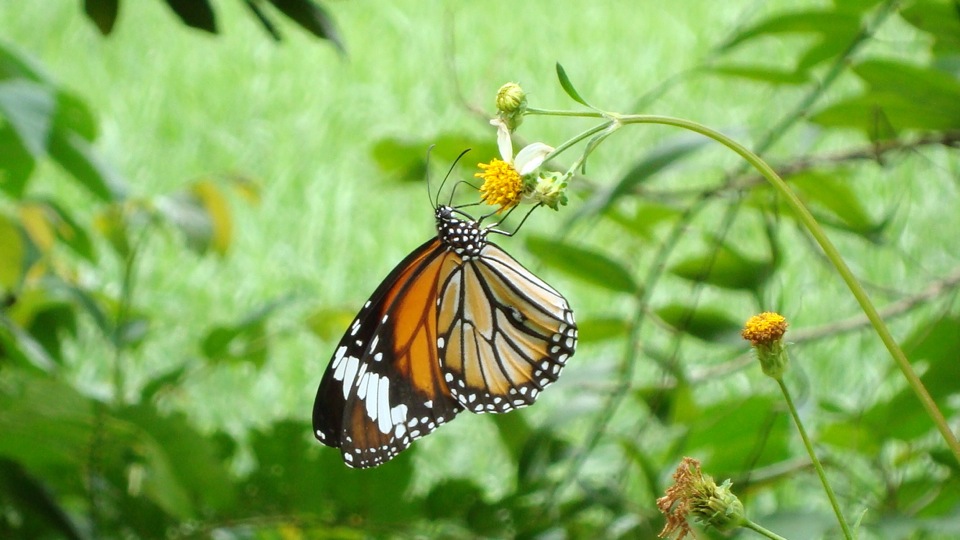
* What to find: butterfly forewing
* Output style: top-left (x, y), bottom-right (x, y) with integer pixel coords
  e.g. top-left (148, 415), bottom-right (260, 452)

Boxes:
top-left (313, 238), bottom-right (463, 468)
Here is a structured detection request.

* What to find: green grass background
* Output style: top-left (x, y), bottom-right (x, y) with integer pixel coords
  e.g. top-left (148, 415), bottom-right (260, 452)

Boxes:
top-left (4, 0), bottom-right (958, 501)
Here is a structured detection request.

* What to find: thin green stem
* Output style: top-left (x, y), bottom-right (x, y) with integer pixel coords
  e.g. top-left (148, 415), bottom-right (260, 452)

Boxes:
top-left (742, 518), bottom-right (790, 540)
top-left (614, 114), bottom-right (960, 465)
top-left (526, 107), bottom-right (606, 118)
top-left (545, 120), bottom-right (614, 166)
top-left (777, 378), bottom-right (853, 539)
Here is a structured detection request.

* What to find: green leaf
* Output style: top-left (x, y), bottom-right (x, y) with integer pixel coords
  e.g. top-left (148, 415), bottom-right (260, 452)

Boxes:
top-left (0, 42), bottom-right (49, 83)
top-left (115, 405), bottom-right (235, 515)
top-left (0, 123), bottom-right (36, 198)
top-left (606, 201), bottom-right (683, 240)
top-left (722, 10), bottom-right (861, 50)
top-left (200, 296), bottom-right (295, 367)
top-left (83, 0), bottom-right (119, 35)
top-left (812, 61), bottom-right (960, 135)
top-left (787, 170), bottom-right (885, 239)
top-left (190, 179), bottom-right (233, 256)
top-left (31, 198), bottom-right (96, 262)
top-left (0, 313), bottom-right (57, 371)
top-left (53, 90), bottom-right (97, 142)
top-left (860, 316), bottom-right (960, 440)
top-left (163, 0), bottom-right (217, 33)
top-left (525, 236), bottom-right (638, 294)
top-left (370, 133), bottom-right (497, 184)
top-left (0, 371), bottom-right (93, 470)
top-left (900, 0), bottom-right (960, 54)
top-left (48, 130), bottom-right (127, 202)
top-left (709, 65), bottom-right (809, 85)
top-left (0, 458), bottom-right (85, 540)
top-left (0, 80), bottom-right (55, 157)
top-left (669, 239), bottom-right (774, 292)
top-left (243, 0), bottom-right (281, 41)
top-left (490, 412), bottom-right (532, 466)
top-left (655, 303), bottom-right (743, 343)
top-left (683, 396), bottom-right (791, 474)
top-left (267, 0), bottom-right (345, 52)
top-left (140, 366), bottom-right (187, 402)
top-left (576, 316), bottom-right (629, 344)
top-left (574, 135), bottom-right (707, 219)
top-left (0, 214), bottom-right (24, 292)
top-left (241, 420), bottom-right (416, 520)
top-left (556, 63), bottom-right (592, 108)
top-left (305, 306), bottom-right (356, 341)
top-left (93, 204), bottom-right (131, 257)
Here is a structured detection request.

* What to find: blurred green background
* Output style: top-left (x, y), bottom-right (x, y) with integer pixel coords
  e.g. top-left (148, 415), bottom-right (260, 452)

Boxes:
top-left (2, 0), bottom-right (960, 538)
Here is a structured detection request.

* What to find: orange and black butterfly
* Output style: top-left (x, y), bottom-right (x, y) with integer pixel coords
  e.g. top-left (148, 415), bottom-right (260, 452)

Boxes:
top-left (312, 170), bottom-right (577, 468)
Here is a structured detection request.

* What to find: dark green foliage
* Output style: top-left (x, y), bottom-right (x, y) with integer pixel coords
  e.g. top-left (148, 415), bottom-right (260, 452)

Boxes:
top-left (78, 0), bottom-right (344, 50)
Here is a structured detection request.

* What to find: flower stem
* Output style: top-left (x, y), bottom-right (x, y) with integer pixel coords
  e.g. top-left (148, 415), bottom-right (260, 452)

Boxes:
top-left (777, 378), bottom-right (853, 539)
top-left (614, 114), bottom-right (960, 466)
top-left (742, 518), bottom-right (789, 540)
top-left (526, 107), bottom-right (606, 118)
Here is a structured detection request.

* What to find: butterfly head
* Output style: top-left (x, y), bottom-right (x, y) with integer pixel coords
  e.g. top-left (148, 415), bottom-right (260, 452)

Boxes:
top-left (436, 206), bottom-right (488, 260)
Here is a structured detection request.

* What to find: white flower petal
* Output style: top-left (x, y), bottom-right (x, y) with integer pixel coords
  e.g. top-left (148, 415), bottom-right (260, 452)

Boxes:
top-left (494, 120), bottom-right (514, 163)
top-left (514, 142), bottom-right (553, 176)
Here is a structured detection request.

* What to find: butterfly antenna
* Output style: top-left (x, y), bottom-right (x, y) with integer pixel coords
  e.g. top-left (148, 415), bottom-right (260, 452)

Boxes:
top-left (489, 204), bottom-right (541, 237)
top-left (425, 145), bottom-right (437, 210)
top-left (437, 148), bottom-right (473, 208)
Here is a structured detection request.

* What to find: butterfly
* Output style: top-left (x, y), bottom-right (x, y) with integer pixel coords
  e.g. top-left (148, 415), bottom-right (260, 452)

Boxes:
top-left (312, 175), bottom-right (577, 468)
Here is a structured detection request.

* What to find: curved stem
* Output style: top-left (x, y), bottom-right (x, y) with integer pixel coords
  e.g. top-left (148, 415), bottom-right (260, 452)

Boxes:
top-left (615, 114), bottom-right (960, 465)
top-left (526, 107), bottom-right (606, 118)
top-left (777, 378), bottom-right (853, 539)
top-left (742, 518), bottom-right (790, 540)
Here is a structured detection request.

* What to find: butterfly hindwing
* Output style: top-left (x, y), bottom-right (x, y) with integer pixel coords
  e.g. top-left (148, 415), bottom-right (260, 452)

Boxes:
top-left (437, 242), bottom-right (577, 414)
top-left (313, 238), bottom-right (463, 468)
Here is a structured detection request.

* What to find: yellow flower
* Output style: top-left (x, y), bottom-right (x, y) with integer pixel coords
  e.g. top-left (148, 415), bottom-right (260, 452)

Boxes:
top-left (476, 158), bottom-right (522, 211)
top-left (741, 312), bottom-right (788, 346)
top-left (742, 312), bottom-right (789, 379)
top-left (475, 119), bottom-right (553, 213)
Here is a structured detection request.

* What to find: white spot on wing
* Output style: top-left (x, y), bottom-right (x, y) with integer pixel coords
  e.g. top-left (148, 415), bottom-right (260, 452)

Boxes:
top-left (340, 356), bottom-right (360, 399)
top-left (377, 379), bottom-right (392, 434)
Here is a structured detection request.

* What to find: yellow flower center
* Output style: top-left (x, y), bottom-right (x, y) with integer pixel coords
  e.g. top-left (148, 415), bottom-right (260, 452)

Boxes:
top-left (475, 158), bottom-right (523, 212)
top-left (741, 312), bottom-right (788, 346)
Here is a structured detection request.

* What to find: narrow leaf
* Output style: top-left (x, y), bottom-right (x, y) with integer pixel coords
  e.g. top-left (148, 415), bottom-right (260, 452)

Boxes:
top-left (163, 0), bottom-right (217, 33)
top-left (722, 10), bottom-right (861, 50)
top-left (709, 65), bottom-right (809, 85)
top-left (0, 124), bottom-right (36, 198)
top-left (574, 135), bottom-right (707, 219)
top-left (0, 215), bottom-right (24, 291)
top-left (191, 180), bottom-right (232, 256)
top-left (268, 0), bottom-right (344, 51)
top-left (0, 80), bottom-right (55, 157)
top-left (526, 236), bottom-right (638, 294)
top-left (669, 239), bottom-right (774, 292)
top-left (48, 130), bottom-right (127, 202)
top-left (556, 63), bottom-right (592, 107)
top-left (83, 0), bottom-right (120, 35)
top-left (577, 317), bottom-right (630, 344)
top-left (243, 0), bottom-right (282, 41)
top-left (655, 303), bottom-right (743, 343)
